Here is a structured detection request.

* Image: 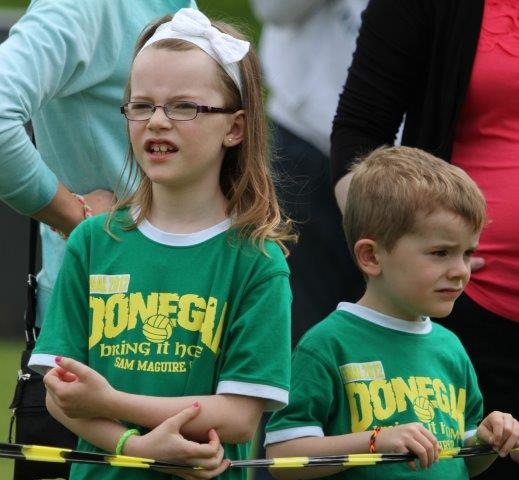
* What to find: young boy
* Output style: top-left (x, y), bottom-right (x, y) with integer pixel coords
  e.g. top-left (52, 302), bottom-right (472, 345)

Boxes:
top-left (265, 147), bottom-right (519, 479)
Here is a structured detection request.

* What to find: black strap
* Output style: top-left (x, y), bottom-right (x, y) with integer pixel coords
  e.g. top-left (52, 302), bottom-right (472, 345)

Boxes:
top-left (25, 219), bottom-right (39, 350)
top-left (25, 128), bottom-right (39, 350)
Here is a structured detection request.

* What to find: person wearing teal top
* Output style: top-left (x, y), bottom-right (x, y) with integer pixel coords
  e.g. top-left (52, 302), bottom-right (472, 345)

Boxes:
top-left (29, 8), bottom-right (295, 480)
top-left (0, 0), bottom-right (196, 327)
top-left (266, 146), bottom-right (519, 479)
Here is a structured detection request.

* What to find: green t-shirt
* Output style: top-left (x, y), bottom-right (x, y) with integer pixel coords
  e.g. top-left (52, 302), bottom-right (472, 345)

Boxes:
top-left (266, 302), bottom-right (483, 480)
top-left (32, 211), bottom-right (292, 480)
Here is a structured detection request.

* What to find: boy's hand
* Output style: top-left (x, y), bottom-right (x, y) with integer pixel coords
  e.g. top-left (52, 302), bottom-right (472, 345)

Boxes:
top-left (43, 356), bottom-right (115, 418)
top-left (376, 423), bottom-right (439, 470)
top-left (127, 404), bottom-right (230, 479)
top-left (477, 411), bottom-right (519, 457)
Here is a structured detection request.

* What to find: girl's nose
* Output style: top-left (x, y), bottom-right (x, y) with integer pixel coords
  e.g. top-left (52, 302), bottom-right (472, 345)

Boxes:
top-left (147, 106), bottom-right (171, 129)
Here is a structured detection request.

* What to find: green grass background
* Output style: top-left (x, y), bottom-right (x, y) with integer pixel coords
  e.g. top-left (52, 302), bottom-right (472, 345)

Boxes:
top-left (0, 2), bottom-right (260, 477)
top-left (0, 1), bottom-right (261, 43)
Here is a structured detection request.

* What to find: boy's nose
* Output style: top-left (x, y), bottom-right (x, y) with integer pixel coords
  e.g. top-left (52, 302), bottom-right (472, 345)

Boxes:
top-left (447, 257), bottom-right (471, 279)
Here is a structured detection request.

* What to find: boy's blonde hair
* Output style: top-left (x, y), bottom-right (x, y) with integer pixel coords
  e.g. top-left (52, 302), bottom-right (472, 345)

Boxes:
top-left (343, 146), bottom-right (487, 257)
top-left (108, 14), bottom-right (296, 254)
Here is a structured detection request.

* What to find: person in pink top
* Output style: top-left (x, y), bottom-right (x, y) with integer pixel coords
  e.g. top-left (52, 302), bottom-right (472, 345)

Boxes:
top-left (331, 1), bottom-right (519, 478)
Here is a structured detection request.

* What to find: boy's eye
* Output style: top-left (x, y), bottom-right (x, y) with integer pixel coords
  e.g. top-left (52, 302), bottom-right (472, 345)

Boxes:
top-left (431, 250), bottom-right (448, 257)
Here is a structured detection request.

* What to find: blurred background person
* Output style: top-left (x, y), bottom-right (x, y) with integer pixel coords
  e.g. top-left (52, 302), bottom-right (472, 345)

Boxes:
top-left (0, 0), bottom-right (194, 330)
top-left (250, 0), bottom-right (367, 347)
top-left (249, 2), bottom-right (366, 479)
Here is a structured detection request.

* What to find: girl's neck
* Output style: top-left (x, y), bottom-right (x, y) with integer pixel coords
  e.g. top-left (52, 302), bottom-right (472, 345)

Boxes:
top-left (147, 184), bottom-right (228, 234)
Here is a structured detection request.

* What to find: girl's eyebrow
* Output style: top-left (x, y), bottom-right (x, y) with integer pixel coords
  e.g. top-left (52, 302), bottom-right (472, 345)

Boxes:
top-left (129, 93), bottom-right (200, 103)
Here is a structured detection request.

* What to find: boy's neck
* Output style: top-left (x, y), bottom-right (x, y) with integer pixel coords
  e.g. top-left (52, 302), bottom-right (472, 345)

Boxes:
top-left (357, 286), bottom-right (423, 322)
top-left (147, 184), bottom-right (228, 234)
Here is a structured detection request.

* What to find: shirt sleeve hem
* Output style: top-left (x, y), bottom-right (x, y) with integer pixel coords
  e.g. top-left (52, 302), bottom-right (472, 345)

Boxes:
top-left (216, 380), bottom-right (288, 411)
top-left (264, 426), bottom-right (324, 447)
top-left (28, 353), bottom-right (58, 375)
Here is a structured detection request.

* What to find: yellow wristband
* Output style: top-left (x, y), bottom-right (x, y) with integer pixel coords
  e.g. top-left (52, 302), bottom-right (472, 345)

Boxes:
top-left (115, 428), bottom-right (140, 455)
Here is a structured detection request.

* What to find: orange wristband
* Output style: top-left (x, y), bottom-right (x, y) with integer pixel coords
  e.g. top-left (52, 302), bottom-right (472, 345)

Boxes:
top-left (369, 426), bottom-right (382, 453)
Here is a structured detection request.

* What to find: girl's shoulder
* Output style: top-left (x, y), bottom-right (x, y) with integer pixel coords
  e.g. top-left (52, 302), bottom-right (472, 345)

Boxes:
top-left (228, 230), bottom-right (288, 265)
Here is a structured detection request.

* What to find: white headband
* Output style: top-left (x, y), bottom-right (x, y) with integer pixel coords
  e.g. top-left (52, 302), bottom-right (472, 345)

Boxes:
top-left (139, 8), bottom-right (250, 98)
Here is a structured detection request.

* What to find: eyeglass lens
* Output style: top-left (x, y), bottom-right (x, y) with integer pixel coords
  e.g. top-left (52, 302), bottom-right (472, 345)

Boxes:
top-left (125, 102), bottom-right (197, 121)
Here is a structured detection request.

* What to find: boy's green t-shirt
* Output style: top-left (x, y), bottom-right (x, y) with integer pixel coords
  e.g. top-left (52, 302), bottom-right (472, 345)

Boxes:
top-left (33, 211), bottom-right (292, 480)
top-left (266, 302), bottom-right (483, 479)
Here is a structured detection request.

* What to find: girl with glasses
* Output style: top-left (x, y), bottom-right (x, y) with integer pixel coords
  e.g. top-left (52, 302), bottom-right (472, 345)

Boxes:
top-left (29, 9), bottom-right (295, 480)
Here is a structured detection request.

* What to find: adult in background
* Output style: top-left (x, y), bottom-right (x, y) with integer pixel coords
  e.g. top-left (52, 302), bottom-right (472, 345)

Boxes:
top-left (0, 0), bottom-right (194, 333)
top-left (250, 0), bottom-right (367, 346)
top-left (0, 1), bottom-right (194, 478)
top-left (331, 1), bottom-right (519, 478)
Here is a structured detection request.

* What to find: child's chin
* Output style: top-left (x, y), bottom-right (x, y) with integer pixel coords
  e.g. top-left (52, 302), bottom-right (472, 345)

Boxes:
top-left (427, 304), bottom-right (455, 319)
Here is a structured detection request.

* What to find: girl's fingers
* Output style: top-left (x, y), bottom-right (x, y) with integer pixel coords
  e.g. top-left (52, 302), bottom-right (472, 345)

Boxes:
top-left (194, 459), bottom-right (230, 479)
top-left (207, 429), bottom-right (224, 463)
top-left (166, 402), bottom-right (202, 431)
top-left (188, 450), bottom-right (224, 470)
top-left (207, 428), bottom-right (220, 446)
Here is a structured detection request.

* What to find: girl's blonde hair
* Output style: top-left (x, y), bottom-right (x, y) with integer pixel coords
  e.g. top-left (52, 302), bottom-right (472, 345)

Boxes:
top-left (107, 14), bottom-right (295, 254)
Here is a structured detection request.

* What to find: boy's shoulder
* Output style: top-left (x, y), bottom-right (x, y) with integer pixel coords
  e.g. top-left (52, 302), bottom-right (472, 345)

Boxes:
top-left (299, 305), bottom-right (468, 355)
top-left (430, 320), bottom-right (467, 351)
top-left (297, 308), bottom-right (358, 350)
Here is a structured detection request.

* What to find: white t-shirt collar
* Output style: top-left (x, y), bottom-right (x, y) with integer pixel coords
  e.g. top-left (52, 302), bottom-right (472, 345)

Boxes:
top-left (337, 302), bottom-right (432, 334)
top-left (138, 217), bottom-right (232, 246)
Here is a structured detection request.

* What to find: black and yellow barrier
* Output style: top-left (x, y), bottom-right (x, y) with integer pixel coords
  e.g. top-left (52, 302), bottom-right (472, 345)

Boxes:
top-left (0, 442), bottom-right (506, 471)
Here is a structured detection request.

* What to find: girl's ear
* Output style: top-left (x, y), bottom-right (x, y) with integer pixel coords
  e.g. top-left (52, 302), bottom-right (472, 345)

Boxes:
top-left (223, 110), bottom-right (245, 148)
top-left (354, 239), bottom-right (382, 277)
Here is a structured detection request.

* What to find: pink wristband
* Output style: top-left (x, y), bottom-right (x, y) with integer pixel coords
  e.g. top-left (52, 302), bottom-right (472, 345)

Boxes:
top-left (51, 193), bottom-right (93, 240)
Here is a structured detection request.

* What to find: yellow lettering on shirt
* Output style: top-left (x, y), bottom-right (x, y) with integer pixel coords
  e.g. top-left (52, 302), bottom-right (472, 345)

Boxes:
top-left (89, 291), bottom-right (226, 354)
top-left (344, 375), bottom-right (468, 442)
top-left (89, 275), bottom-right (130, 294)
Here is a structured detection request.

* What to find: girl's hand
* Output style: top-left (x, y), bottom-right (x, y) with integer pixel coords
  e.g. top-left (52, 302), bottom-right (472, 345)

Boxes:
top-left (376, 423), bottom-right (439, 470)
top-left (127, 403), bottom-right (230, 479)
top-left (477, 411), bottom-right (519, 457)
top-left (43, 356), bottom-right (115, 418)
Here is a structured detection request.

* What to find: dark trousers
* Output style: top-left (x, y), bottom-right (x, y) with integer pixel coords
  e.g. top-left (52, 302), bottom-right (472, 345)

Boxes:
top-left (437, 293), bottom-right (519, 479)
top-left (271, 122), bottom-right (364, 346)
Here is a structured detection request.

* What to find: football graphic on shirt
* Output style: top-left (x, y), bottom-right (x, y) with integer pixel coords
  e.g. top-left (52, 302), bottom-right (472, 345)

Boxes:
top-left (413, 396), bottom-right (435, 423)
top-left (142, 314), bottom-right (174, 343)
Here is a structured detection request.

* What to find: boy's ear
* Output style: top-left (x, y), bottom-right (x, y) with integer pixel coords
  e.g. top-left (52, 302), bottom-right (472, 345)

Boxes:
top-left (354, 239), bottom-right (382, 277)
top-left (223, 110), bottom-right (245, 147)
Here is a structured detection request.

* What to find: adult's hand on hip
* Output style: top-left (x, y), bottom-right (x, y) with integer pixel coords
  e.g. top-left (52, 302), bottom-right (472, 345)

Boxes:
top-left (470, 256), bottom-right (485, 272)
top-left (83, 189), bottom-right (115, 215)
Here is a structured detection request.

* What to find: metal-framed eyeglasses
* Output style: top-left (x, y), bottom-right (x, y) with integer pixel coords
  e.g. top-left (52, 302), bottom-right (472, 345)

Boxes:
top-left (120, 101), bottom-right (239, 122)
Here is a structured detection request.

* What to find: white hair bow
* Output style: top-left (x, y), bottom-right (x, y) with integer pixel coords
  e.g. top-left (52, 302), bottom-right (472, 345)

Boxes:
top-left (140, 8), bottom-right (250, 97)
